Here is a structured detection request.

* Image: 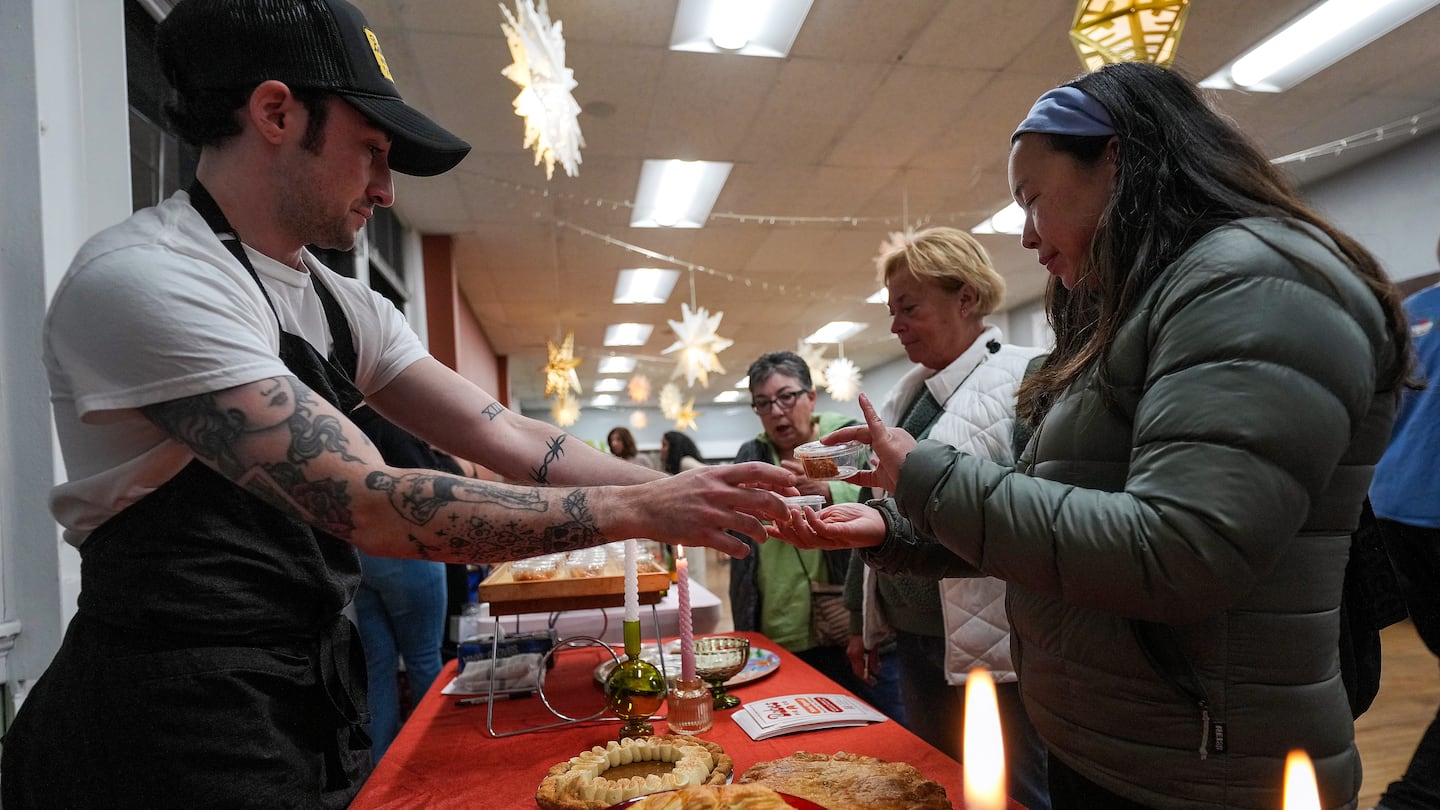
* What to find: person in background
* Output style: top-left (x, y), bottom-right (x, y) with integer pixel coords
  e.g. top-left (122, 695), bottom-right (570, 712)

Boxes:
top-left (608, 426), bottom-right (657, 470)
top-left (770, 62), bottom-right (1409, 809)
top-left (1368, 235), bottom-right (1440, 810)
top-left (730, 351), bottom-right (905, 723)
top-left (851, 226), bottom-right (1049, 809)
top-left (1, 1), bottom-right (792, 806)
top-left (660, 430), bottom-right (706, 474)
top-left (349, 406), bottom-right (457, 765)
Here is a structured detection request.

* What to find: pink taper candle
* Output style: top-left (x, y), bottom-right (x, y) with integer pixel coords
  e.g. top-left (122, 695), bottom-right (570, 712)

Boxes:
top-left (676, 545), bottom-right (695, 681)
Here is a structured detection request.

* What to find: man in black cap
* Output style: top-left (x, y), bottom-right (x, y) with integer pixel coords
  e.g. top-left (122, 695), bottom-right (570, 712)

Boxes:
top-left (1, 1), bottom-right (791, 807)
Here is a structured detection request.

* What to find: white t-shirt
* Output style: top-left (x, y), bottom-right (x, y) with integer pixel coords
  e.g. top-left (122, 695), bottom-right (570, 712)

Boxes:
top-left (44, 190), bottom-right (428, 546)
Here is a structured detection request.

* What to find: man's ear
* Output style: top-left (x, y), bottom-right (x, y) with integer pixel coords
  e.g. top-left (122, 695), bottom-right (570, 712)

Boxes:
top-left (248, 80), bottom-right (300, 146)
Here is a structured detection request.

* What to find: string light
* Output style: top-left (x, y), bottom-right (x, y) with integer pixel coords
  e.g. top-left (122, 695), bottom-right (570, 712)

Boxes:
top-left (1271, 104), bottom-right (1440, 164)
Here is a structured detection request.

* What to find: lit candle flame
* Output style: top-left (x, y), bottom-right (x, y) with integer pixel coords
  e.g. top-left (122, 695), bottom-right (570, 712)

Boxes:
top-left (1283, 749), bottom-right (1321, 810)
top-left (963, 667), bottom-right (1007, 810)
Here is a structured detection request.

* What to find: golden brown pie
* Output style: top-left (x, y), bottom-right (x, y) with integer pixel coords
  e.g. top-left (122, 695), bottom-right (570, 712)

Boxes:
top-left (536, 735), bottom-right (733, 810)
top-left (740, 751), bottom-right (950, 810)
top-left (622, 784), bottom-right (791, 810)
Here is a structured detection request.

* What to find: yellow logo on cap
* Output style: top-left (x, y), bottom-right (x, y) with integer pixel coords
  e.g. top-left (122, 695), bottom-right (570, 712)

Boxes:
top-left (364, 28), bottom-right (394, 82)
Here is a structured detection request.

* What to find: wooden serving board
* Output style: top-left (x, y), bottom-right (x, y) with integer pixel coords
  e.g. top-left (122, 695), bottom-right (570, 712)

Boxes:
top-left (478, 558), bottom-right (671, 616)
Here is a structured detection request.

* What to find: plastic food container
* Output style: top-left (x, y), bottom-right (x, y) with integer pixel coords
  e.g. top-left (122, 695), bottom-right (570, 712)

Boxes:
top-left (792, 440), bottom-right (866, 480)
top-left (509, 554), bottom-right (562, 581)
top-left (781, 494), bottom-right (827, 511)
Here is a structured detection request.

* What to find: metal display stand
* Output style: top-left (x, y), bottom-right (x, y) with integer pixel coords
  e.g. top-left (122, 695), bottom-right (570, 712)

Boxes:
top-left (475, 559), bottom-right (672, 738)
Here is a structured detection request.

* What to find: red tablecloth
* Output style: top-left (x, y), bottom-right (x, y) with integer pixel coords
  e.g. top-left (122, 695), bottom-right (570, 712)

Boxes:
top-left (351, 631), bottom-right (987, 809)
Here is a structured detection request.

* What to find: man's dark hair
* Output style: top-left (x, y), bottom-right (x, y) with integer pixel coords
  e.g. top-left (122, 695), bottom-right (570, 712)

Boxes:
top-left (164, 85), bottom-right (332, 153)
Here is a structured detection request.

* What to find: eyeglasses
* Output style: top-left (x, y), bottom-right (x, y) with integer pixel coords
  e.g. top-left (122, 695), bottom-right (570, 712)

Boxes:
top-left (750, 388), bottom-right (809, 413)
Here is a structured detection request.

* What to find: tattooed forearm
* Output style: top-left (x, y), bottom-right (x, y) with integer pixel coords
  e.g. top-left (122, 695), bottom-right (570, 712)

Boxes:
top-left (433, 488), bottom-right (605, 560)
top-left (143, 377), bottom-right (362, 538)
top-left (530, 434), bottom-right (567, 484)
top-left (406, 533), bottom-right (445, 560)
top-left (367, 471), bottom-right (547, 525)
top-left (482, 402), bottom-right (504, 421)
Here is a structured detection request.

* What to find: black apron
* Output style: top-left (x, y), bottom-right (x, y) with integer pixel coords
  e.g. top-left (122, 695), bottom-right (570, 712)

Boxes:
top-left (3, 184), bottom-right (373, 809)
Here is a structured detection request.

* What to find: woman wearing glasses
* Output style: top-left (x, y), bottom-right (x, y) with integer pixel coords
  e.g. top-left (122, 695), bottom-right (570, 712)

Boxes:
top-left (728, 351), bottom-right (905, 722)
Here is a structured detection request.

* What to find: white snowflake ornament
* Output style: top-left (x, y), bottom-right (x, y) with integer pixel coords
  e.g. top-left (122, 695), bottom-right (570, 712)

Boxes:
top-left (824, 357), bottom-right (862, 402)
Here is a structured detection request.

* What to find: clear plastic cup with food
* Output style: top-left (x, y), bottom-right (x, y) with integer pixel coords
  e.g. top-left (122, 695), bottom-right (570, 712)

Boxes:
top-left (792, 440), bottom-right (866, 480)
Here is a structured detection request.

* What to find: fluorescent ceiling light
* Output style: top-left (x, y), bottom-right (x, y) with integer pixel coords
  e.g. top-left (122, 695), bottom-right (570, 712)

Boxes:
top-left (670, 0), bottom-right (814, 58)
top-left (593, 378), bottom-right (626, 393)
top-left (971, 202), bottom-right (1025, 235)
top-left (735, 376), bottom-right (750, 388)
top-left (867, 288), bottom-right (889, 304)
top-left (591, 394), bottom-right (619, 407)
top-left (613, 268), bottom-right (680, 304)
top-left (713, 391), bottom-right (745, 403)
top-left (631, 159), bottom-right (732, 228)
top-left (597, 356), bottom-right (638, 374)
top-left (604, 323), bottom-right (655, 346)
top-left (1200, 0), bottom-right (1440, 92)
top-left (804, 321), bottom-right (868, 344)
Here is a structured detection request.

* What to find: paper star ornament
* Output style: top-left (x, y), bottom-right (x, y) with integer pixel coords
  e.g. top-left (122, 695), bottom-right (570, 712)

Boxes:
top-left (662, 303), bottom-right (733, 388)
top-left (659, 383), bottom-right (685, 419)
top-left (796, 341), bottom-right (829, 390)
top-left (499, 0), bottom-right (585, 178)
top-left (627, 374), bottom-right (652, 403)
top-left (542, 332), bottom-right (583, 400)
top-left (551, 392), bottom-right (580, 427)
top-left (673, 397), bottom-right (700, 432)
top-left (824, 357), bottom-right (862, 402)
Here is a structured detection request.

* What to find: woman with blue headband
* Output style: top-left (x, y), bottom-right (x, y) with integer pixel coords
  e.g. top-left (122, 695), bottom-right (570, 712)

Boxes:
top-left (770, 61), bottom-right (1410, 809)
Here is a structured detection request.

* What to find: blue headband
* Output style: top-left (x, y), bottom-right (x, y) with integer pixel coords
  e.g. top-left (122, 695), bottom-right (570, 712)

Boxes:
top-left (1012, 86), bottom-right (1115, 140)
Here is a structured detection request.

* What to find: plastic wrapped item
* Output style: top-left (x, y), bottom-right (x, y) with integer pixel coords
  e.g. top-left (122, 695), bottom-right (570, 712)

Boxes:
top-left (565, 548), bottom-right (609, 578)
top-left (509, 553), bottom-right (563, 581)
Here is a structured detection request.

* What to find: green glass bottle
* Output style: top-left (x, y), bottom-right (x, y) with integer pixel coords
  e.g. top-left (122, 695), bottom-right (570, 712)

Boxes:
top-left (603, 619), bottom-right (665, 739)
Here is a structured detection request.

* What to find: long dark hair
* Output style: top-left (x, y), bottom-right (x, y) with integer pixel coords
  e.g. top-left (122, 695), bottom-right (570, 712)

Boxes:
top-left (607, 426), bottom-right (638, 460)
top-left (1015, 61), bottom-right (1410, 423)
top-left (661, 431), bottom-right (703, 475)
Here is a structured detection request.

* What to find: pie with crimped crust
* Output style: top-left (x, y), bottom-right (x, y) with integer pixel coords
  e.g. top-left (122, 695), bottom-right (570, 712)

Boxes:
top-left (623, 784), bottom-right (791, 810)
top-left (740, 751), bottom-right (950, 810)
top-left (536, 735), bottom-right (733, 810)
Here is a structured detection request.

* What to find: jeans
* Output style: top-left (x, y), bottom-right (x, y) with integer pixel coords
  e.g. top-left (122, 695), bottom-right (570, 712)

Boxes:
top-left (893, 630), bottom-right (1051, 810)
top-left (353, 552), bottom-right (447, 764)
top-left (1375, 519), bottom-right (1440, 810)
top-left (795, 644), bottom-right (907, 724)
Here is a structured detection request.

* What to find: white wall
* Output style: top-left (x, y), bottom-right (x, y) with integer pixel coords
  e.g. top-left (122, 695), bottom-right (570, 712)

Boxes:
top-left (1303, 130), bottom-right (1440, 283)
top-left (1, 0), bottom-right (132, 705)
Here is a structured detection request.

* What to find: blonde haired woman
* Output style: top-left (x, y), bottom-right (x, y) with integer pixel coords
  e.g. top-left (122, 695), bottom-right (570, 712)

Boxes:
top-left (855, 226), bottom-right (1049, 808)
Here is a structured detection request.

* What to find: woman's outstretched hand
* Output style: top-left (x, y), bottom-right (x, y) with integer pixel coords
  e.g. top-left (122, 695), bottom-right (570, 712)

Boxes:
top-left (817, 393), bottom-right (915, 494)
top-left (765, 502), bottom-right (886, 549)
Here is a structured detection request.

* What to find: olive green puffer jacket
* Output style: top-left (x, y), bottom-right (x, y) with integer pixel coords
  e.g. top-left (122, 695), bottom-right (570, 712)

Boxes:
top-left (889, 219), bottom-right (1398, 810)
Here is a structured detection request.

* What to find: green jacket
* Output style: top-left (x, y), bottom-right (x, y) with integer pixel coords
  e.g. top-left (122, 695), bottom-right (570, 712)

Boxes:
top-left (867, 219), bottom-right (1399, 809)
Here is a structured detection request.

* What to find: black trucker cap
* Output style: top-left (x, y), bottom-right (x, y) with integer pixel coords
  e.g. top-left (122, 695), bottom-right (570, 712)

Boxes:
top-left (157, 0), bottom-right (471, 177)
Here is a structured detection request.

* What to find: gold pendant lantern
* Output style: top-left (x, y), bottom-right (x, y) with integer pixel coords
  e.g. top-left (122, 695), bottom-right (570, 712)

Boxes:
top-left (1070, 0), bottom-right (1190, 72)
